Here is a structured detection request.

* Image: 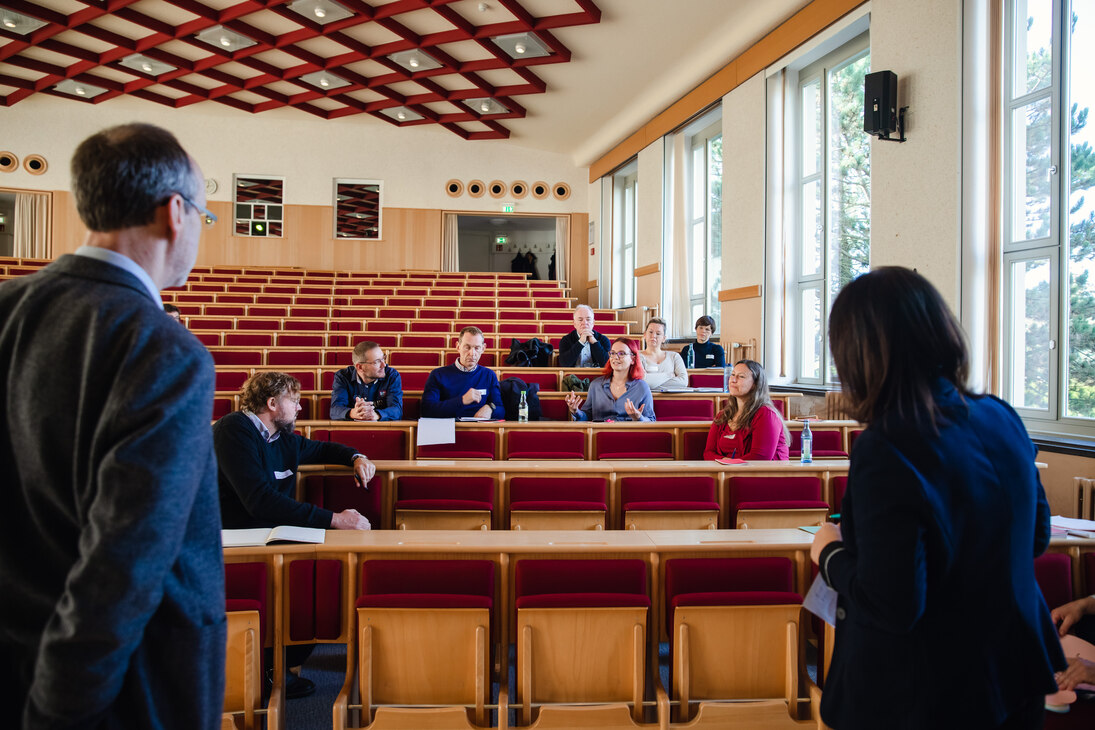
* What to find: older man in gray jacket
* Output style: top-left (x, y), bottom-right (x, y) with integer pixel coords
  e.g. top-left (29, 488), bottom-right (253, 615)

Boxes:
top-left (0, 124), bottom-right (224, 729)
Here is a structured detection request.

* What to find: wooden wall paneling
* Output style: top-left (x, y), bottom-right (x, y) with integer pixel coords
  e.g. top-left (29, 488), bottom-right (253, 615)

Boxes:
top-left (569, 212), bottom-right (589, 303)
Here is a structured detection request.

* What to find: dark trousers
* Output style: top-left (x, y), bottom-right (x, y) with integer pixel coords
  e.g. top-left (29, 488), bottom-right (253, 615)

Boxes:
top-left (996, 698), bottom-right (1044, 730)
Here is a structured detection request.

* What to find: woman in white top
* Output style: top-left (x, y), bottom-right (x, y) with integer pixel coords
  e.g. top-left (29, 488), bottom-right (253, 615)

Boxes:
top-left (639, 317), bottom-right (688, 390)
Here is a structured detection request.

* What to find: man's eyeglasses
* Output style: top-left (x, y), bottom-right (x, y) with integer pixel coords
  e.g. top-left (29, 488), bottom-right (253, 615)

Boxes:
top-left (608, 350), bottom-right (632, 359)
top-left (357, 357), bottom-right (386, 367)
top-left (178, 194), bottom-right (217, 227)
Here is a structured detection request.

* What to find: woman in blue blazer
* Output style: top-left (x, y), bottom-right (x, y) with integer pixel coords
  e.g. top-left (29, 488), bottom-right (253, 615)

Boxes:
top-left (811, 267), bottom-right (1064, 729)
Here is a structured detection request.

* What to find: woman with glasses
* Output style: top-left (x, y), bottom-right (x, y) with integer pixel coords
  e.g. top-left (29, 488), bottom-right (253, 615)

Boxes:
top-left (702, 359), bottom-right (788, 460)
top-left (565, 337), bottom-right (655, 422)
top-left (638, 317), bottom-right (688, 390)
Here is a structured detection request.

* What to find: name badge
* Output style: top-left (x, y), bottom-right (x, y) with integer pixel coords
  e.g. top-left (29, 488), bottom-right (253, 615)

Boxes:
top-left (274, 469), bottom-right (294, 479)
top-left (705, 354), bottom-right (715, 359)
top-left (722, 433), bottom-right (736, 440)
top-left (477, 389), bottom-right (487, 397)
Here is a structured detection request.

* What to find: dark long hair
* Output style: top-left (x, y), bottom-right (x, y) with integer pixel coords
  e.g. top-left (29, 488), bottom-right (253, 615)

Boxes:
top-left (829, 267), bottom-right (971, 432)
top-left (600, 337), bottom-right (645, 380)
top-left (714, 359), bottom-right (783, 434)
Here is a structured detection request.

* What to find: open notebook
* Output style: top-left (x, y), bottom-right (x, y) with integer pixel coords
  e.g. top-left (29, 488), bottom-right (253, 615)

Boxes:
top-left (221, 526), bottom-right (326, 547)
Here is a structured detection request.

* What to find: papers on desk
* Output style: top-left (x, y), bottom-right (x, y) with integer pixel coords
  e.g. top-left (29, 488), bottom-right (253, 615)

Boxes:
top-left (456, 416), bottom-right (499, 421)
top-left (417, 417), bottom-right (456, 445)
top-left (715, 457), bottom-right (746, 465)
top-left (222, 526), bottom-right (325, 547)
top-left (1051, 515), bottom-right (1095, 538)
top-left (657, 386), bottom-right (724, 393)
top-left (803, 575), bottom-right (839, 626)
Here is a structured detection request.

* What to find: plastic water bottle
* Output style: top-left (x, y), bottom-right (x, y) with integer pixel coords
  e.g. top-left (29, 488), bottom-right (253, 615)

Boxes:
top-left (686, 346), bottom-right (695, 369)
top-left (800, 419), bottom-right (813, 464)
top-left (518, 391), bottom-right (529, 422)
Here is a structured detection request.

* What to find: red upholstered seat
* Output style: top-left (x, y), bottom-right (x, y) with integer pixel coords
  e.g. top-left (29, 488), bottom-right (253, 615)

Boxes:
top-left (212, 397), bottom-right (234, 419)
top-left (594, 430), bottom-right (674, 459)
top-left (399, 370), bottom-right (431, 390)
top-left (506, 430), bottom-right (585, 459)
top-left (500, 370), bottom-right (558, 391)
top-left (237, 318), bottom-right (281, 331)
top-left (284, 370), bottom-right (316, 390)
top-left (357, 560), bottom-right (495, 615)
top-left (832, 476), bottom-right (848, 511)
top-left (395, 476), bottom-right (495, 512)
top-left (403, 397), bottom-right (421, 420)
top-left (282, 319), bottom-right (326, 331)
top-left (728, 476), bottom-right (823, 522)
top-left (193, 332), bottom-right (220, 346)
top-left (409, 321), bottom-right (452, 333)
top-left (515, 558), bottom-right (650, 609)
top-left (620, 476), bottom-right (718, 512)
top-left (1085, 553), bottom-right (1095, 596)
top-left (401, 334), bottom-right (447, 348)
top-left (268, 350), bottom-right (321, 366)
top-left (682, 431), bottom-right (707, 460)
top-left (653, 398), bottom-right (715, 421)
top-left (509, 477), bottom-right (607, 512)
top-left (211, 350), bottom-right (263, 366)
top-left (225, 332), bottom-right (273, 346)
top-left (849, 429), bottom-right (864, 451)
top-left (416, 430), bottom-right (496, 459)
top-left (278, 333), bottom-right (324, 347)
top-left (390, 351), bottom-right (442, 367)
top-left (789, 428), bottom-right (847, 458)
top-left (539, 398), bottom-right (570, 421)
top-left (225, 562), bottom-right (268, 641)
top-left (664, 556), bottom-right (800, 636)
top-left (1034, 552), bottom-right (1073, 611)
top-left (215, 370), bottom-right (248, 390)
top-left (289, 559), bottom-right (342, 641)
top-left (322, 428), bottom-right (409, 460)
top-left (301, 473), bottom-right (383, 529)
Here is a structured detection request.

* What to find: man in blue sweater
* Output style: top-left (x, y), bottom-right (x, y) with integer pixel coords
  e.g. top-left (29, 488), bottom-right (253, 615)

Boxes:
top-left (421, 326), bottom-right (504, 419)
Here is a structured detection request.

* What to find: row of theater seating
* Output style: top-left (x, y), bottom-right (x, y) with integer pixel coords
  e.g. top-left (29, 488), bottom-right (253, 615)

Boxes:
top-left (302, 470), bottom-right (849, 531)
top-left (222, 539), bottom-right (1095, 730)
top-left (188, 319), bottom-right (628, 336)
top-left (220, 416), bottom-right (851, 462)
top-left (172, 303), bottom-right (597, 319)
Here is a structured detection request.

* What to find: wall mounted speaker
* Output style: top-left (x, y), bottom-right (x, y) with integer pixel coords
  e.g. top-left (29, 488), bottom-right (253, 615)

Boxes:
top-left (863, 70), bottom-right (898, 137)
top-left (488, 180), bottom-right (506, 198)
top-left (510, 180), bottom-right (528, 198)
top-left (467, 179), bottom-right (485, 198)
top-left (446, 179), bottom-right (464, 197)
top-left (0, 152), bottom-right (17, 173)
top-left (531, 181), bottom-right (549, 200)
top-left (552, 182), bottom-right (571, 200)
top-left (23, 155), bottom-right (47, 175)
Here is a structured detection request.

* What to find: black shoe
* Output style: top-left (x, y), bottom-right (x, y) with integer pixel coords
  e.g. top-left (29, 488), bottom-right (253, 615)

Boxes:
top-left (264, 669), bottom-right (316, 700)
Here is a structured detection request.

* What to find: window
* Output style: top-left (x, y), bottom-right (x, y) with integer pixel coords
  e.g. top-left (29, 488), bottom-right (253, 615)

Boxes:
top-left (792, 35), bottom-right (871, 384)
top-left (234, 175), bottom-right (283, 237)
top-left (687, 121), bottom-right (723, 329)
top-left (1003, 0), bottom-right (1095, 434)
top-left (612, 163), bottom-right (637, 309)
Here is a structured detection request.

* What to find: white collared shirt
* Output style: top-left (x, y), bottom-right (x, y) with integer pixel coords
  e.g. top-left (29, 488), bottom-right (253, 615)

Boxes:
top-left (74, 245), bottom-right (163, 308)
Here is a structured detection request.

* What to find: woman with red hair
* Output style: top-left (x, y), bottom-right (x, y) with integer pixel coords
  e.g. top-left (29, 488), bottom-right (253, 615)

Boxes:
top-left (565, 337), bottom-right (655, 422)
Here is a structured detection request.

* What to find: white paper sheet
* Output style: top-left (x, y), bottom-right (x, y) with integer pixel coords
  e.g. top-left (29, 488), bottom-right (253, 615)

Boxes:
top-left (417, 417), bottom-right (456, 446)
top-left (803, 574), bottom-right (839, 626)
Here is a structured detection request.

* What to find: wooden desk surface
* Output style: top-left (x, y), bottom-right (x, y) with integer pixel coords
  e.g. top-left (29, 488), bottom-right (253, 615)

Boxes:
top-left (304, 458), bottom-right (852, 474)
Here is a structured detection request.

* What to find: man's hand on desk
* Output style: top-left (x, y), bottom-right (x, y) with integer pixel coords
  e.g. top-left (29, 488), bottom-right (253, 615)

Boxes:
top-left (353, 455), bottom-right (376, 487)
top-left (331, 509), bottom-right (371, 530)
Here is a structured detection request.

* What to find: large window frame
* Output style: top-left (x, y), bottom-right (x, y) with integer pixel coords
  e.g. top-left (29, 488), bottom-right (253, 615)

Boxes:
top-left (611, 162), bottom-right (638, 310)
top-left (686, 120), bottom-right (723, 331)
top-left (1003, 0), bottom-right (1095, 438)
top-left (790, 33), bottom-right (871, 386)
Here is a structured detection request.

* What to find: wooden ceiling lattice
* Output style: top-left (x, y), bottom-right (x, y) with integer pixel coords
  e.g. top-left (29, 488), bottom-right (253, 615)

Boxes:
top-left (0, 0), bottom-right (602, 139)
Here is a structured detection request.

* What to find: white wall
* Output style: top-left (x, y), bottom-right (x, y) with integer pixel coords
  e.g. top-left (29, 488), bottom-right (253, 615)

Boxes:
top-left (868, 0), bottom-right (964, 309)
top-left (722, 73), bottom-right (768, 291)
top-left (0, 95), bottom-right (589, 214)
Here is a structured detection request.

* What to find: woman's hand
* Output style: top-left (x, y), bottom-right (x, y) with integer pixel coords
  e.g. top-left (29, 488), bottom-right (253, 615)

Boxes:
top-left (624, 398), bottom-right (645, 421)
top-left (564, 391), bottom-right (584, 415)
top-left (1056, 656), bottom-right (1095, 691)
top-left (811, 522), bottom-right (842, 564)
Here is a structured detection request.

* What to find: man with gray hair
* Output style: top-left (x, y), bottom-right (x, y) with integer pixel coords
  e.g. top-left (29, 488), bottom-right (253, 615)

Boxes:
top-left (0, 123), bottom-right (224, 728)
top-left (558, 304), bottom-right (612, 367)
top-left (330, 340), bottom-right (404, 421)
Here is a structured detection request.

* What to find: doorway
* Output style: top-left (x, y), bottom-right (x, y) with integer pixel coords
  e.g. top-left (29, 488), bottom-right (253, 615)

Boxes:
top-left (456, 214), bottom-right (560, 280)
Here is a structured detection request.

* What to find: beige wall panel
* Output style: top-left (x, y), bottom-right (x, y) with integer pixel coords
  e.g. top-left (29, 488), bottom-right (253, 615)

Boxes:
top-left (570, 213), bottom-right (590, 302)
top-left (637, 270), bottom-right (661, 316)
top-left (720, 296), bottom-right (763, 357)
top-left (51, 191), bottom-right (83, 257)
top-left (722, 73), bottom-right (767, 290)
top-left (1038, 451), bottom-right (1095, 517)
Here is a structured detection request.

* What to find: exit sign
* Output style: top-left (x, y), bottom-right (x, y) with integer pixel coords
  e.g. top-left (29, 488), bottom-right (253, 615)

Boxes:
top-left (496, 235), bottom-right (508, 244)
top-left (502, 204), bottom-right (515, 213)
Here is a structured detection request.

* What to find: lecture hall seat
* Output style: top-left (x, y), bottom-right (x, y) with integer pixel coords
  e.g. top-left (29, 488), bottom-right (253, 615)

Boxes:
top-left (415, 430), bottom-right (497, 460)
top-left (338, 559), bottom-right (496, 729)
top-left (394, 476), bottom-right (495, 530)
top-left (508, 476), bottom-right (607, 530)
top-left (301, 473), bottom-right (384, 530)
top-left (223, 562), bottom-right (268, 730)
top-left (663, 557), bottom-right (813, 726)
top-left (728, 476), bottom-right (829, 529)
top-left (789, 428), bottom-right (847, 458)
top-left (620, 476), bottom-right (719, 530)
top-left (505, 429), bottom-right (586, 460)
top-left (594, 430), bottom-right (674, 460)
top-left (514, 558), bottom-right (650, 727)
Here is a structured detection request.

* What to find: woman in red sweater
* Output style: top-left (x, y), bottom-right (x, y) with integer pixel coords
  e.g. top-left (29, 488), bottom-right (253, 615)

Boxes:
top-left (703, 359), bottom-right (789, 461)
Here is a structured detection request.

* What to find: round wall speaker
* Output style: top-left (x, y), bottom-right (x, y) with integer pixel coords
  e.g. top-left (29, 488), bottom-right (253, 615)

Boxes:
top-left (0, 152), bottom-right (18, 173)
top-left (24, 155), bottom-right (47, 175)
top-left (552, 182), bottom-right (571, 200)
top-left (531, 181), bottom-right (549, 200)
top-left (488, 180), bottom-right (506, 198)
top-left (467, 179), bottom-right (485, 198)
top-left (446, 179), bottom-right (464, 197)
top-left (510, 180), bottom-right (528, 199)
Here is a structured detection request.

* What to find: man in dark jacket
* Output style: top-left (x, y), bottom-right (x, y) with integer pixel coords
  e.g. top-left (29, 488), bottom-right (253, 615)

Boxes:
top-left (329, 340), bottom-right (403, 420)
top-left (0, 123), bottom-right (225, 729)
top-left (558, 304), bottom-right (612, 367)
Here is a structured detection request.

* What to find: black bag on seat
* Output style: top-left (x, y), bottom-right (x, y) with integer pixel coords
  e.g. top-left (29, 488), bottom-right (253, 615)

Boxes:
top-left (499, 377), bottom-right (542, 421)
top-left (504, 337), bottom-right (554, 367)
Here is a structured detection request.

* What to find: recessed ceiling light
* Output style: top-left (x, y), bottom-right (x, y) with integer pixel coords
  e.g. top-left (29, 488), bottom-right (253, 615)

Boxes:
top-left (493, 32), bottom-right (550, 59)
top-left (196, 25), bottom-right (257, 53)
top-left (300, 70), bottom-right (350, 91)
top-left (380, 106), bottom-right (423, 123)
top-left (0, 9), bottom-right (47, 36)
top-left (387, 50), bottom-right (442, 73)
top-left (287, 0), bottom-right (353, 25)
top-left (119, 54), bottom-right (177, 77)
top-left (54, 78), bottom-right (109, 99)
top-left (465, 97), bottom-right (508, 116)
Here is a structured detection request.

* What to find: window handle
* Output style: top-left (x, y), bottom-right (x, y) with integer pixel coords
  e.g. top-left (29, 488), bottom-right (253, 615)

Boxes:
top-left (1050, 339), bottom-right (1057, 350)
top-left (1050, 165), bottom-right (1059, 175)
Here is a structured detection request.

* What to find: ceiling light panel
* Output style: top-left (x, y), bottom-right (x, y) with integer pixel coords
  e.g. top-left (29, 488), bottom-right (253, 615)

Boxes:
top-left (195, 25), bottom-right (258, 53)
top-left (387, 49), bottom-right (442, 73)
top-left (300, 69), bottom-right (350, 90)
top-left (380, 105), bottom-right (423, 122)
top-left (0, 9), bottom-right (48, 35)
top-left (53, 78), bottom-right (109, 98)
top-left (119, 53), bottom-right (177, 77)
top-left (493, 31), bottom-right (550, 59)
top-left (287, 0), bottom-right (354, 25)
